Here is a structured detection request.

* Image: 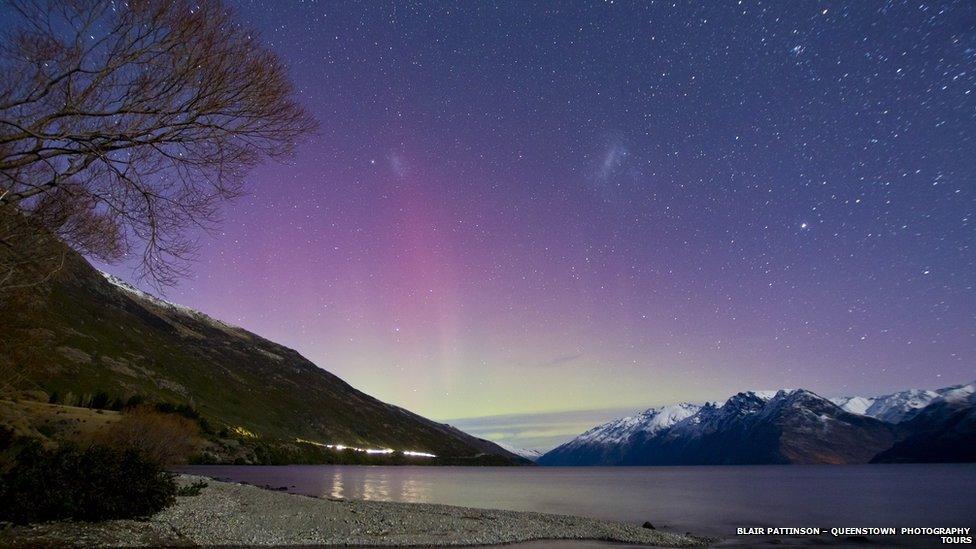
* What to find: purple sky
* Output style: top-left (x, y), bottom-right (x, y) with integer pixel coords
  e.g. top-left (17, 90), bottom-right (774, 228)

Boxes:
top-left (103, 1), bottom-right (975, 435)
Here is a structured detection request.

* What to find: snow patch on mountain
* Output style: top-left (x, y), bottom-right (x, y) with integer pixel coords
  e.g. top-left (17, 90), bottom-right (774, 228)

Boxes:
top-left (831, 383), bottom-right (976, 423)
top-left (569, 383), bottom-right (976, 450)
top-left (101, 272), bottom-right (193, 313)
top-left (740, 390), bottom-right (780, 402)
top-left (725, 390), bottom-right (781, 409)
top-left (866, 389), bottom-right (940, 423)
top-left (573, 403), bottom-right (701, 446)
top-left (936, 382), bottom-right (975, 404)
top-left (494, 442), bottom-right (543, 461)
top-left (101, 272), bottom-right (242, 334)
top-left (830, 396), bottom-right (876, 416)
top-left (541, 382), bottom-right (976, 465)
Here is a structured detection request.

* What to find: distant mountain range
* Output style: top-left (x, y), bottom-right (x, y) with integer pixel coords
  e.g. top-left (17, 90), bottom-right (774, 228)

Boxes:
top-left (830, 388), bottom-right (944, 423)
top-left (0, 232), bottom-right (526, 465)
top-left (493, 442), bottom-right (544, 462)
top-left (538, 382), bottom-right (976, 466)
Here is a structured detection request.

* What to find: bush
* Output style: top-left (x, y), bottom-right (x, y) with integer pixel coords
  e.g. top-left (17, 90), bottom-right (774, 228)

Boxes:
top-left (153, 401), bottom-right (199, 419)
top-left (176, 480), bottom-right (208, 497)
top-left (0, 442), bottom-right (176, 523)
top-left (89, 391), bottom-right (110, 410)
top-left (96, 406), bottom-right (200, 465)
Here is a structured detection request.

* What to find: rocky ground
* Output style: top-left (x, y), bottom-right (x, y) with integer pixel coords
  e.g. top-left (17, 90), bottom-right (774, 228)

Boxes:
top-left (0, 474), bottom-right (709, 547)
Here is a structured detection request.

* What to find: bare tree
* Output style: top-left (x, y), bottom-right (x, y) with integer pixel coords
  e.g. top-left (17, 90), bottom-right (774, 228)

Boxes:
top-left (0, 0), bottom-right (316, 288)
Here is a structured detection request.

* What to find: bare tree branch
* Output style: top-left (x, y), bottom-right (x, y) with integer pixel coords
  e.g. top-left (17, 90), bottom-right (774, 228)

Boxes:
top-left (0, 0), bottom-right (317, 290)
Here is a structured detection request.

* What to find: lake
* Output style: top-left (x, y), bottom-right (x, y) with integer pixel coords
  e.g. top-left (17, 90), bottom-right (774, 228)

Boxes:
top-left (180, 464), bottom-right (976, 546)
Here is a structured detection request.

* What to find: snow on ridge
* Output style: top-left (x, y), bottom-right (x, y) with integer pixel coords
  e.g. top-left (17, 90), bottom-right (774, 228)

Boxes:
top-left (831, 388), bottom-right (939, 423)
top-left (494, 442), bottom-right (543, 461)
top-left (746, 390), bottom-right (781, 401)
top-left (830, 395), bottom-right (876, 416)
top-left (102, 272), bottom-right (196, 315)
top-left (867, 389), bottom-right (940, 423)
top-left (100, 271), bottom-right (239, 332)
top-left (575, 403), bottom-right (701, 446)
top-left (642, 403), bottom-right (701, 432)
top-left (828, 382), bottom-right (976, 423)
top-left (573, 391), bottom-right (814, 448)
top-left (559, 381), bottom-right (976, 451)
top-left (933, 382), bottom-right (975, 404)
top-left (729, 390), bottom-right (782, 405)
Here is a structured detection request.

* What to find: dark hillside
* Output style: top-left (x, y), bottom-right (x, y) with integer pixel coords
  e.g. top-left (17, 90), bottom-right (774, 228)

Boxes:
top-left (0, 218), bottom-right (523, 464)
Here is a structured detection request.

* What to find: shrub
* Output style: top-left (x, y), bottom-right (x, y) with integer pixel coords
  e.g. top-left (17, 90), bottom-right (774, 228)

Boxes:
top-left (0, 426), bottom-right (20, 471)
top-left (96, 406), bottom-right (200, 465)
top-left (176, 480), bottom-right (208, 497)
top-left (89, 391), bottom-right (110, 410)
top-left (153, 402), bottom-right (199, 419)
top-left (196, 416), bottom-right (215, 435)
top-left (0, 442), bottom-right (176, 523)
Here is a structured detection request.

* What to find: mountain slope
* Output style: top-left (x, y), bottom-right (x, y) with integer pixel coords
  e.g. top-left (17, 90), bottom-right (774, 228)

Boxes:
top-left (536, 403), bottom-right (701, 466)
top-left (494, 442), bottom-right (544, 462)
top-left (831, 389), bottom-right (941, 423)
top-left (539, 390), bottom-right (895, 466)
top-left (872, 383), bottom-right (976, 463)
top-left (0, 232), bottom-right (524, 463)
top-left (829, 396), bottom-right (876, 416)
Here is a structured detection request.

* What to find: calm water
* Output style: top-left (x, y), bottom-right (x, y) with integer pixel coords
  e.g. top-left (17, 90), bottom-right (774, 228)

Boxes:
top-left (181, 464), bottom-right (976, 546)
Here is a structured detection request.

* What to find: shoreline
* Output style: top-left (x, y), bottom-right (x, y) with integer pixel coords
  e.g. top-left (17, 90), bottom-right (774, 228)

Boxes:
top-left (0, 474), bottom-right (710, 547)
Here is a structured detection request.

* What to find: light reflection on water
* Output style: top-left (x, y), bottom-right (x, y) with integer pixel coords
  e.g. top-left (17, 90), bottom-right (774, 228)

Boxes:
top-left (328, 469), bottom-right (343, 500)
top-left (180, 463), bottom-right (976, 545)
top-left (327, 468), bottom-right (429, 503)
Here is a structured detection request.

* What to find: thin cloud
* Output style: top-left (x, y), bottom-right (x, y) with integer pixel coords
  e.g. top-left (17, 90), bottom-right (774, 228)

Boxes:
top-left (445, 407), bottom-right (641, 451)
top-left (538, 352), bottom-right (584, 368)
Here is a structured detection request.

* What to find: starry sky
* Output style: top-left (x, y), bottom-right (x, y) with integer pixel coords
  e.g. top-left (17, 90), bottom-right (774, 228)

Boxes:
top-left (105, 1), bottom-right (976, 443)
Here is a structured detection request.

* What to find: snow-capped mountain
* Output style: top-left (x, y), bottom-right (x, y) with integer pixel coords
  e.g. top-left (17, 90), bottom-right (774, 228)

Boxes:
top-left (573, 403), bottom-right (702, 446)
top-left (534, 403), bottom-right (702, 466)
top-left (494, 443), bottom-right (544, 462)
top-left (934, 381), bottom-right (976, 405)
top-left (828, 396), bottom-right (876, 416)
top-left (831, 382), bottom-right (975, 423)
top-left (539, 381), bottom-right (976, 466)
top-left (830, 389), bottom-right (938, 423)
top-left (873, 382), bottom-right (976, 463)
top-left (538, 388), bottom-right (895, 466)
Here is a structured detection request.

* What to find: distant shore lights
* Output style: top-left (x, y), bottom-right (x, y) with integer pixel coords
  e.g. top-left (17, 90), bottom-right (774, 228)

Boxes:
top-left (295, 438), bottom-right (436, 458)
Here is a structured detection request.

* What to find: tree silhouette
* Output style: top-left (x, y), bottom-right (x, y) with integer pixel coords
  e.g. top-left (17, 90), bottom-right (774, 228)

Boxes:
top-left (0, 0), bottom-right (316, 288)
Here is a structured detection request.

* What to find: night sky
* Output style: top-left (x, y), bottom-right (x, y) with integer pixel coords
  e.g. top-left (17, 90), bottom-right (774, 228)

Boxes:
top-left (105, 1), bottom-right (976, 435)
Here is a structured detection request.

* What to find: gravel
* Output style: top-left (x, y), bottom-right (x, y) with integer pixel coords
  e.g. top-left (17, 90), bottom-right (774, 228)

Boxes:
top-left (0, 474), bottom-right (710, 547)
